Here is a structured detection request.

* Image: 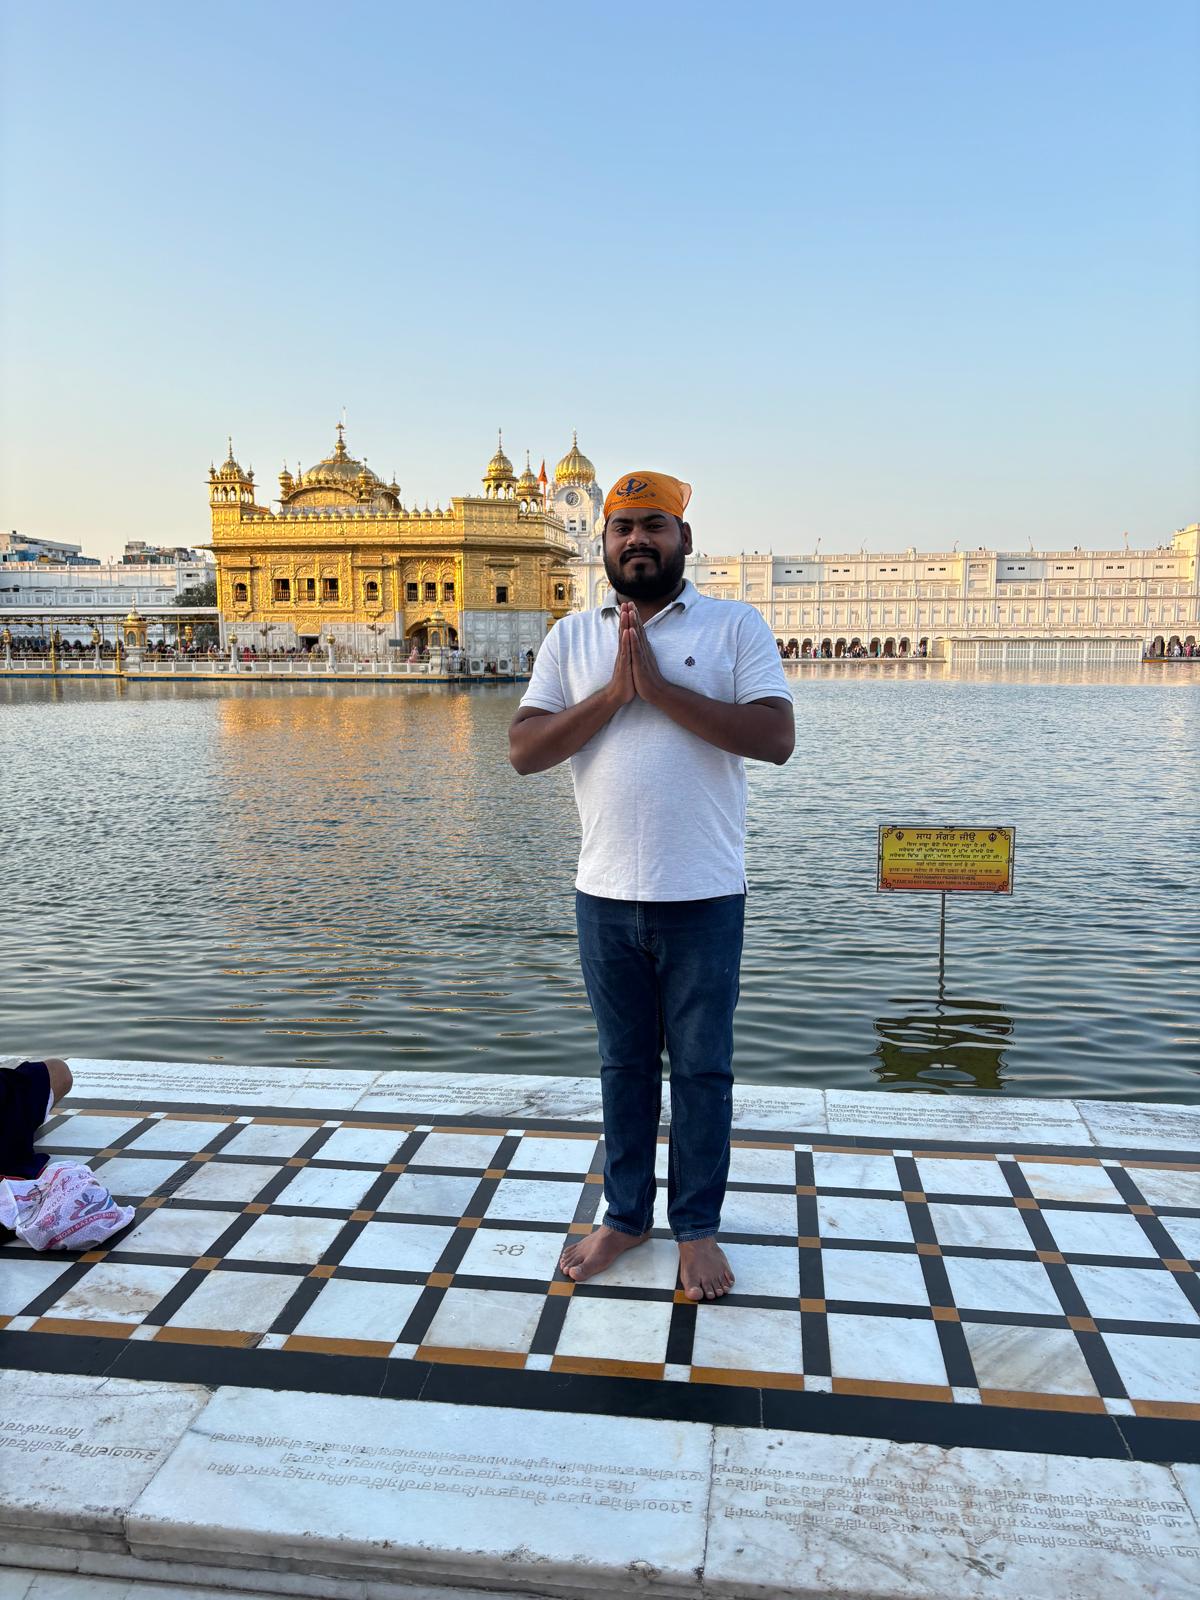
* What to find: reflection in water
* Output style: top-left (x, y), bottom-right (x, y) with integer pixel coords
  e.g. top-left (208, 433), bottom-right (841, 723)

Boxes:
top-left (1, 671), bottom-right (1197, 1100)
top-left (873, 994), bottom-right (1014, 1092)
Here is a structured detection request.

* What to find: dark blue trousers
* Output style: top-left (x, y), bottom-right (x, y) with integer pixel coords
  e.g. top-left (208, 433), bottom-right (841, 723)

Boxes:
top-left (575, 890), bottom-right (745, 1242)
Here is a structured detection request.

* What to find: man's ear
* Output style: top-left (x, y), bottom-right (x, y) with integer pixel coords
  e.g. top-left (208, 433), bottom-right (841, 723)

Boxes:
top-left (679, 519), bottom-right (693, 553)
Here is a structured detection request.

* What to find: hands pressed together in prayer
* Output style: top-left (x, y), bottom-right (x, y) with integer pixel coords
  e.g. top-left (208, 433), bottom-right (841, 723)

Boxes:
top-left (608, 601), bottom-right (668, 708)
top-left (509, 599), bottom-right (794, 774)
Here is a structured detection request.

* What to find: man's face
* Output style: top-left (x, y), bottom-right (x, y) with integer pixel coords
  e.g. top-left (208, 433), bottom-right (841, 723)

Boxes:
top-left (603, 508), bottom-right (692, 601)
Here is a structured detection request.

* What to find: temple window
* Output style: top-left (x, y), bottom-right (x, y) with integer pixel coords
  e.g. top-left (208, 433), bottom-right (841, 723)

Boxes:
top-left (233, 582), bottom-right (248, 603)
top-left (365, 580), bottom-right (380, 602)
top-left (555, 584), bottom-right (565, 601)
top-left (323, 577), bottom-right (339, 600)
top-left (495, 585), bottom-right (509, 604)
top-left (443, 581), bottom-right (455, 602)
top-left (406, 582), bottom-right (418, 602)
top-left (303, 577), bottom-right (316, 599)
top-left (273, 578), bottom-right (291, 602)
top-left (424, 581), bottom-right (437, 601)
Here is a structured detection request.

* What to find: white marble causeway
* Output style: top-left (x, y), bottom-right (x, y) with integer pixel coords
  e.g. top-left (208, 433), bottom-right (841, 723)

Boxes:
top-left (1, 1058), bottom-right (1198, 1597)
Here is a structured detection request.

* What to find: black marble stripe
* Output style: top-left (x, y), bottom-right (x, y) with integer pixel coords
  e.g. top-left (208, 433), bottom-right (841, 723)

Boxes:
top-left (4, 1325), bottom-right (1195, 1463)
top-left (528, 1293), bottom-right (571, 1358)
top-left (1073, 1328), bottom-right (1128, 1400)
top-left (664, 1300), bottom-right (696, 1367)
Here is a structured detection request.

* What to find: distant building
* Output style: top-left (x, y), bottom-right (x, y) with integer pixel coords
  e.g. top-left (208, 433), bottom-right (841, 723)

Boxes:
top-left (208, 423), bottom-right (575, 661)
top-left (574, 519), bottom-right (1200, 662)
top-left (0, 549), bottom-right (215, 641)
top-left (0, 532), bottom-right (96, 566)
top-left (122, 540), bottom-right (209, 566)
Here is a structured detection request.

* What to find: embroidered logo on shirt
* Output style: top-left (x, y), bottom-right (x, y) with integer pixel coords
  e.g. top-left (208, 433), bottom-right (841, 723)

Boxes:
top-left (684, 656), bottom-right (695, 667)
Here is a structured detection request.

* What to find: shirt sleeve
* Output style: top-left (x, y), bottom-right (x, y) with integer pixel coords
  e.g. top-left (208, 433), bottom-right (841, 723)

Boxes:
top-left (733, 606), bottom-right (792, 704)
top-left (518, 622), bottom-right (566, 713)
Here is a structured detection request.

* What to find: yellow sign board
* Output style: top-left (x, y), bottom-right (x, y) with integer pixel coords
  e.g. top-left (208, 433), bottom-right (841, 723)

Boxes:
top-left (878, 826), bottom-right (1015, 895)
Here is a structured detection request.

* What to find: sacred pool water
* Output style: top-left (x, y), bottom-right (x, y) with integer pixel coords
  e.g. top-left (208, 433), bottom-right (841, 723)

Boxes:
top-left (2, 667), bottom-right (1196, 1101)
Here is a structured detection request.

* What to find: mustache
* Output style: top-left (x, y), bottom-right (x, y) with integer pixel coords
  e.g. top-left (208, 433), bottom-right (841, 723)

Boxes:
top-left (621, 548), bottom-right (660, 561)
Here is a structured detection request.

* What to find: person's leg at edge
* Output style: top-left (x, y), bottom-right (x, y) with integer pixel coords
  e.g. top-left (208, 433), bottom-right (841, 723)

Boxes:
top-left (657, 894), bottom-right (744, 1300)
top-left (44, 1058), bottom-right (73, 1108)
top-left (561, 892), bottom-right (661, 1281)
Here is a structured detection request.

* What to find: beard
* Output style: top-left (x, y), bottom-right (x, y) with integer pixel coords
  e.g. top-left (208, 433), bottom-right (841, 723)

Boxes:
top-left (604, 539), bottom-right (687, 602)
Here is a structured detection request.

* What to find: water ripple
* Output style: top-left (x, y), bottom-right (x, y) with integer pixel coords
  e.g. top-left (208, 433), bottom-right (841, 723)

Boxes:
top-left (0, 671), bottom-right (1197, 1101)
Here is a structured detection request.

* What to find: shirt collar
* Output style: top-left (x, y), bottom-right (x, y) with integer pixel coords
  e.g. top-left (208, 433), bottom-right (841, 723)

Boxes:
top-left (600, 579), bottom-right (697, 617)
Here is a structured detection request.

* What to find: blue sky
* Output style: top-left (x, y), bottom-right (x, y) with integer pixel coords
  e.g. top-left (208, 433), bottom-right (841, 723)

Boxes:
top-left (2, 0), bottom-right (1197, 558)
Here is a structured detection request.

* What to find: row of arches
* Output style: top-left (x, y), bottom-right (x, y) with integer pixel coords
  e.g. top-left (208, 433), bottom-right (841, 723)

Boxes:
top-left (1148, 634), bottom-right (1198, 658)
top-left (777, 636), bottom-right (930, 660)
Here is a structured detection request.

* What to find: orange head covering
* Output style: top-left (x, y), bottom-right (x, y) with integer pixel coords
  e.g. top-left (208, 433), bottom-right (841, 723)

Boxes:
top-left (603, 470), bottom-right (692, 521)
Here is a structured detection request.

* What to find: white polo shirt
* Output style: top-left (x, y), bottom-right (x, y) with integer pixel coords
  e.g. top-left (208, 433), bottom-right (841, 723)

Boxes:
top-left (519, 582), bottom-right (791, 901)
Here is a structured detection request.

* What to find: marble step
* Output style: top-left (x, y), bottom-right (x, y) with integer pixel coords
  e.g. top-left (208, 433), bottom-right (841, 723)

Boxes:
top-left (3, 1371), bottom-right (1198, 1599)
top-left (0, 1564), bottom-right (550, 1599)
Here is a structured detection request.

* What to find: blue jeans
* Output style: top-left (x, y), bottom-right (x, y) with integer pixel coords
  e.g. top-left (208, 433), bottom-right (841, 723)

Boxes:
top-left (575, 890), bottom-right (745, 1243)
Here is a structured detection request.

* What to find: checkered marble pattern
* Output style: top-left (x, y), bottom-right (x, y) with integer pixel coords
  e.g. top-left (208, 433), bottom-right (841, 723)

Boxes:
top-left (3, 1104), bottom-right (1198, 1425)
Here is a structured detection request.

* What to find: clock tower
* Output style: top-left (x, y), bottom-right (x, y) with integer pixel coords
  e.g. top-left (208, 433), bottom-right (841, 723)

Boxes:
top-left (548, 432), bottom-right (604, 559)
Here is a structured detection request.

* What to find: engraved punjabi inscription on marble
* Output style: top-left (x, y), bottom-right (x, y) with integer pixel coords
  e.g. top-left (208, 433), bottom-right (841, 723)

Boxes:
top-left (826, 1091), bottom-right (1093, 1144)
top-left (203, 1430), bottom-right (703, 1517)
top-left (66, 1059), bottom-right (379, 1108)
top-left (0, 1373), bottom-right (209, 1550)
top-left (715, 1463), bottom-right (1200, 1561)
top-left (352, 1072), bottom-right (605, 1120)
top-left (128, 1388), bottom-right (711, 1583)
top-left (0, 1418), bottom-right (158, 1467)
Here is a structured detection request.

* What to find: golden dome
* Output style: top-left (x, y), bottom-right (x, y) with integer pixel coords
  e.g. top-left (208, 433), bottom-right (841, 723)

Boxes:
top-left (554, 430), bottom-right (595, 486)
top-left (484, 430), bottom-right (515, 487)
top-left (300, 422), bottom-right (384, 490)
top-left (516, 451), bottom-right (540, 498)
top-left (213, 436), bottom-right (251, 482)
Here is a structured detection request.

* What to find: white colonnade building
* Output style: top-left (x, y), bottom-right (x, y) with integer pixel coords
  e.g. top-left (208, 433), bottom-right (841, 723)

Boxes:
top-left (571, 523), bottom-right (1200, 665)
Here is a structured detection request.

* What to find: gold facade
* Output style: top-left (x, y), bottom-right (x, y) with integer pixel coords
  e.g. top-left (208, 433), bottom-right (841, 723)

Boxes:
top-left (208, 426), bottom-right (577, 657)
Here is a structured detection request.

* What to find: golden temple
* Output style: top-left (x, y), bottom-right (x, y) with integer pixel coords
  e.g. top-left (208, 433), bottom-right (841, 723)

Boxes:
top-left (209, 425), bottom-right (583, 660)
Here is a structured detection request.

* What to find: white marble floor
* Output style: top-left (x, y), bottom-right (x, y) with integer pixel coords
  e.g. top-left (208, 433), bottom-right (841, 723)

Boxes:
top-left (6, 1078), bottom-right (1196, 1420)
top-left (2, 1060), bottom-right (1199, 1599)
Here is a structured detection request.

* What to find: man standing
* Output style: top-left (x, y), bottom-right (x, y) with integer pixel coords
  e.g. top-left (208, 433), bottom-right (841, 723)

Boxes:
top-left (509, 471), bottom-right (794, 1300)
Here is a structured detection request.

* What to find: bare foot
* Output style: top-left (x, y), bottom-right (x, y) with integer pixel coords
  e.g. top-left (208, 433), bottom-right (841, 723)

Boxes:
top-left (559, 1225), bottom-right (650, 1282)
top-left (678, 1237), bottom-right (735, 1301)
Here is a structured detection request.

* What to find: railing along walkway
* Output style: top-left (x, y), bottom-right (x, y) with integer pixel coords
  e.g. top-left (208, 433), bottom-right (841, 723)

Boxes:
top-left (2, 655), bottom-right (520, 679)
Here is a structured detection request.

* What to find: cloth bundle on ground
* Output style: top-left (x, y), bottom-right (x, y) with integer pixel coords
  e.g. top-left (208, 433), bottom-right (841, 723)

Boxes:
top-left (0, 1162), bottom-right (134, 1251)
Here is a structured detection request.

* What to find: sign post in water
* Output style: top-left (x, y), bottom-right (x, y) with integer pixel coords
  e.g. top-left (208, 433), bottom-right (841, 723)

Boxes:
top-left (878, 825), bottom-right (1015, 983)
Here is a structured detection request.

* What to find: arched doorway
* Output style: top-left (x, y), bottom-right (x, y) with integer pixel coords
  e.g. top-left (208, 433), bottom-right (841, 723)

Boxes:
top-left (869, 637), bottom-right (881, 657)
top-left (849, 636), bottom-right (863, 657)
top-left (834, 637), bottom-right (847, 658)
top-left (820, 637), bottom-right (832, 658)
top-left (883, 636), bottom-right (896, 658)
top-left (1151, 635), bottom-right (1166, 656)
top-left (899, 637), bottom-right (911, 655)
top-left (801, 638), bottom-right (813, 657)
top-left (405, 618), bottom-right (459, 653)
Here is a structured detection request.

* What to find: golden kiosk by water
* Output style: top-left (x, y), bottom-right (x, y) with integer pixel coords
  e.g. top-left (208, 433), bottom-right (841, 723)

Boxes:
top-left (877, 825), bottom-right (1015, 982)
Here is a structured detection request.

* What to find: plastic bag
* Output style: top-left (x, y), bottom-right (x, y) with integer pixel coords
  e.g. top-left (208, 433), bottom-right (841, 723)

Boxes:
top-left (0, 1162), bottom-right (134, 1251)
